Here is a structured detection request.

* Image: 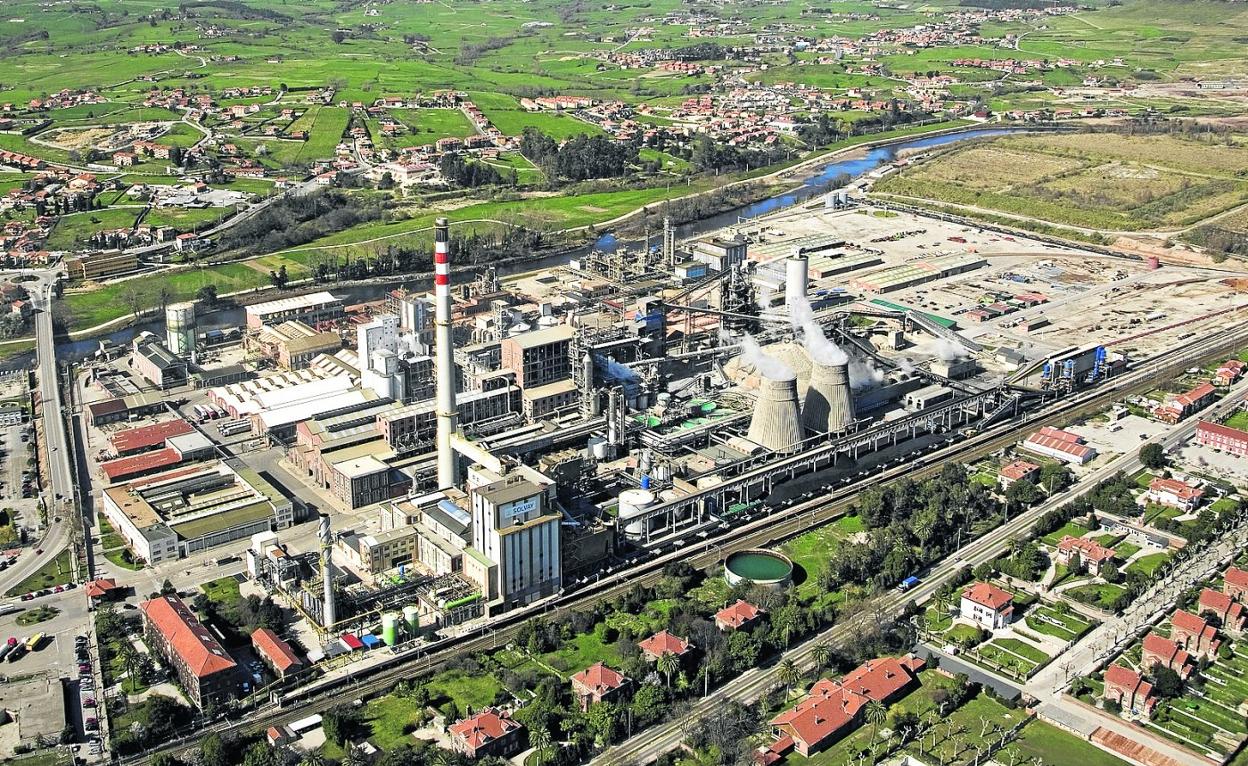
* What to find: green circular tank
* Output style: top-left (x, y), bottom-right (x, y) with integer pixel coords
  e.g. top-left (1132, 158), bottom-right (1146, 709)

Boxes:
top-left (724, 549), bottom-right (794, 590)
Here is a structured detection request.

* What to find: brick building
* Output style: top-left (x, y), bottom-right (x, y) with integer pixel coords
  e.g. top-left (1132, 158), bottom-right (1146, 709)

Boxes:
top-left (140, 595), bottom-right (240, 709)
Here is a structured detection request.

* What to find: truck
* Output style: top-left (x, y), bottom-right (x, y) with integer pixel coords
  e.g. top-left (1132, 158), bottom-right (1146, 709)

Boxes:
top-left (25, 632), bottom-right (44, 651)
top-left (0, 637), bottom-right (16, 661)
top-left (7, 640), bottom-right (27, 662)
top-left (0, 603), bottom-right (19, 617)
top-left (897, 576), bottom-right (921, 592)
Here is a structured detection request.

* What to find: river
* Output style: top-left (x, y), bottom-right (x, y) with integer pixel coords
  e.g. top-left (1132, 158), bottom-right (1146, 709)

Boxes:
top-left (46, 127), bottom-right (1015, 364)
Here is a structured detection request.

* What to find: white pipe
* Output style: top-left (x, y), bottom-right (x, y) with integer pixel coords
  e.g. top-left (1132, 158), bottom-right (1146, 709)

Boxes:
top-left (434, 217), bottom-right (459, 489)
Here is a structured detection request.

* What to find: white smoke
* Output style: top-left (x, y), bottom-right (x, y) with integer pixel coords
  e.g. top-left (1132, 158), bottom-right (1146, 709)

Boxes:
top-left (897, 357), bottom-right (916, 374)
top-left (918, 338), bottom-right (970, 361)
top-left (849, 358), bottom-right (885, 389)
top-left (790, 294), bottom-right (850, 367)
top-left (740, 334), bottom-right (796, 381)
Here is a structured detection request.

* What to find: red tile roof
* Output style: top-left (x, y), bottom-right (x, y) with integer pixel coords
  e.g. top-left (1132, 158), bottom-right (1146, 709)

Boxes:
top-left (140, 596), bottom-right (238, 679)
top-left (84, 578), bottom-right (120, 599)
top-left (1056, 535), bottom-right (1116, 562)
top-left (639, 630), bottom-right (692, 658)
top-left (1148, 477), bottom-right (1203, 503)
top-left (1198, 588), bottom-right (1243, 620)
top-left (1105, 663), bottom-right (1153, 700)
top-left (770, 679), bottom-right (865, 751)
top-left (99, 447), bottom-right (181, 482)
top-left (449, 708), bottom-right (521, 750)
top-left (1024, 428), bottom-right (1094, 461)
top-left (1226, 566), bottom-right (1248, 590)
top-left (716, 599), bottom-right (763, 629)
top-left (251, 628), bottom-right (302, 674)
top-left (1199, 420), bottom-right (1248, 443)
top-left (111, 419), bottom-right (193, 454)
top-left (88, 398), bottom-right (127, 418)
top-left (1172, 609), bottom-right (1218, 642)
top-left (838, 656), bottom-right (923, 702)
top-left (962, 582), bottom-right (1014, 611)
top-left (1142, 633), bottom-right (1190, 670)
top-left (999, 460), bottom-right (1039, 482)
top-left (571, 662), bottom-right (628, 694)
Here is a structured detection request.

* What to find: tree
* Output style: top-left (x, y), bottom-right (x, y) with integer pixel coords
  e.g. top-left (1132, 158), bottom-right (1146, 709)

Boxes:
top-left (1038, 462), bottom-right (1072, 493)
top-left (812, 641), bottom-right (832, 670)
top-left (1140, 442), bottom-right (1166, 470)
top-left (1151, 666), bottom-right (1183, 698)
top-left (332, 30), bottom-right (346, 43)
top-left (1006, 479), bottom-right (1040, 509)
top-left (865, 700), bottom-right (887, 748)
top-left (323, 704), bottom-right (359, 745)
top-left (656, 651), bottom-right (680, 688)
top-left (1101, 561), bottom-right (1121, 584)
top-left (529, 726), bottom-right (553, 766)
top-left (242, 742), bottom-right (284, 766)
top-left (779, 658), bottom-right (800, 695)
top-left (196, 284), bottom-right (219, 307)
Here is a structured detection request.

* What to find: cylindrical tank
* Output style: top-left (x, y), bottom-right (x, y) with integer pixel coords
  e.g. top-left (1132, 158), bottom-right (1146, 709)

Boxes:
top-left (785, 253), bottom-right (809, 312)
top-left (1147, 256), bottom-right (1160, 270)
top-left (381, 612), bottom-right (400, 646)
top-left (618, 488), bottom-right (655, 539)
top-left (403, 605), bottom-right (420, 635)
top-left (724, 549), bottom-right (794, 591)
top-left (165, 301), bottom-right (196, 360)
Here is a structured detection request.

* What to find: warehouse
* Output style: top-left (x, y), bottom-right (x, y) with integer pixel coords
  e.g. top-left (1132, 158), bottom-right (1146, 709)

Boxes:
top-left (244, 291), bottom-right (345, 329)
top-left (101, 459), bottom-right (294, 563)
top-left (848, 254), bottom-right (987, 294)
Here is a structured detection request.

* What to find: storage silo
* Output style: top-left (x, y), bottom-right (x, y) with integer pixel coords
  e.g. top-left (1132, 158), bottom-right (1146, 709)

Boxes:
top-left (165, 302), bottom-right (196, 361)
top-left (617, 488), bottom-right (655, 540)
top-left (381, 612), bottom-right (400, 646)
top-left (403, 605), bottom-right (420, 636)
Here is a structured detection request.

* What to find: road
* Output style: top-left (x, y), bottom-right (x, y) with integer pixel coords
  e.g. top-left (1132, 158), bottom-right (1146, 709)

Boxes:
top-left (0, 274), bottom-right (77, 596)
top-left (591, 330), bottom-right (1248, 766)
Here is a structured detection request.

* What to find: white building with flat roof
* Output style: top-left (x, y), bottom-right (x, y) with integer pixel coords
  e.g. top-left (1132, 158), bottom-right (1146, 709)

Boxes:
top-left (466, 464), bottom-right (561, 610)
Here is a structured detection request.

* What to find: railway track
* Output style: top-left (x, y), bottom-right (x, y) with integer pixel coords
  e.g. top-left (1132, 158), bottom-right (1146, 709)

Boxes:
top-left (120, 323), bottom-right (1248, 765)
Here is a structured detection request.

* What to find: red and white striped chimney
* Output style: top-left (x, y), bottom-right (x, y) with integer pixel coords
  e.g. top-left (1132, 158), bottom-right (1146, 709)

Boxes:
top-left (434, 217), bottom-right (459, 489)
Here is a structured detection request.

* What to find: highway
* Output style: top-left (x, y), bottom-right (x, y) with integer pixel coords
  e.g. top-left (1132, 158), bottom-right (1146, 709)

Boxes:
top-left (0, 274), bottom-right (79, 595)
top-left (114, 320), bottom-right (1248, 766)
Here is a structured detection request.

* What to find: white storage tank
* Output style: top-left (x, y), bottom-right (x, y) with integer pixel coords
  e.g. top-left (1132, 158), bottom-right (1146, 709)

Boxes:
top-left (165, 302), bottom-right (197, 360)
top-left (403, 605), bottom-right (420, 635)
top-left (618, 488), bottom-right (655, 540)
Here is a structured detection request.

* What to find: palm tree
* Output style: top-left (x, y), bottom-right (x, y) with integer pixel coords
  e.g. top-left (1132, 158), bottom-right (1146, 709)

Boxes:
top-left (657, 651), bottom-right (680, 688)
top-left (812, 641), bottom-right (832, 670)
top-left (530, 726), bottom-right (553, 766)
top-left (779, 658), bottom-right (800, 696)
top-left (865, 700), bottom-right (887, 746)
top-left (118, 639), bottom-right (140, 694)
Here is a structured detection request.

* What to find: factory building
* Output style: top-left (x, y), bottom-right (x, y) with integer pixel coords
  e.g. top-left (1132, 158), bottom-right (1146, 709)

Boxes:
top-left (466, 463), bottom-right (561, 609)
top-left (245, 291), bottom-right (345, 329)
top-left (327, 454), bottom-right (411, 509)
top-left (101, 460), bottom-right (293, 563)
top-left (500, 324), bottom-right (575, 389)
top-left (687, 234), bottom-right (747, 272)
top-left (132, 334), bottom-right (188, 389)
top-left (246, 321), bottom-right (342, 370)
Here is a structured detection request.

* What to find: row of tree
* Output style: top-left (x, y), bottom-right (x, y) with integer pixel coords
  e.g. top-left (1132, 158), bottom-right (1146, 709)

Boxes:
top-left (519, 129), bottom-right (640, 184)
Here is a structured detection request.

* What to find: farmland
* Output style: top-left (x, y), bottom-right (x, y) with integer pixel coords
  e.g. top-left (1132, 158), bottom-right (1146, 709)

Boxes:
top-left (873, 133), bottom-right (1248, 232)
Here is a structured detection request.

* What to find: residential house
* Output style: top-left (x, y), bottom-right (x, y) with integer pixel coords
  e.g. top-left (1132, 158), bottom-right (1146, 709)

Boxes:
top-left (767, 656), bottom-right (923, 757)
top-left (1139, 477), bottom-right (1203, 513)
top-left (960, 582), bottom-right (1013, 630)
top-left (570, 662), bottom-right (630, 712)
top-left (1215, 360), bottom-right (1245, 386)
top-left (448, 708), bottom-right (523, 759)
top-left (1054, 536), bottom-right (1116, 576)
top-left (251, 628), bottom-right (304, 679)
top-left (1198, 588), bottom-right (1247, 634)
top-left (1103, 664), bottom-right (1157, 718)
top-left (715, 599), bottom-right (764, 631)
top-left (997, 460), bottom-right (1040, 489)
top-left (639, 630), bottom-right (692, 661)
top-left (1140, 633), bottom-right (1193, 680)
top-left (1157, 382), bottom-right (1216, 424)
top-left (1170, 609), bottom-right (1221, 659)
top-left (1225, 566), bottom-right (1248, 602)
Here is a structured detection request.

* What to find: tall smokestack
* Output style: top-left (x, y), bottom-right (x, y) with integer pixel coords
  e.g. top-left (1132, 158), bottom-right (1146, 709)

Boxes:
top-left (747, 375), bottom-right (803, 453)
top-left (804, 361), bottom-right (855, 434)
top-left (785, 251), bottom-right (808, 314)
top-left (434, 217), bottom-right (459, 489)
top-left (319, 515), bottom-right (336, 628)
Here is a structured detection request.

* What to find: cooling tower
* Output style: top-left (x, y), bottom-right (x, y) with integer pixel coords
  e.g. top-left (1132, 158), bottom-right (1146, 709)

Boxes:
top-left (803, 361), bottom-right (855, 434)
top-left (747, 375), bottom-right (804, 453)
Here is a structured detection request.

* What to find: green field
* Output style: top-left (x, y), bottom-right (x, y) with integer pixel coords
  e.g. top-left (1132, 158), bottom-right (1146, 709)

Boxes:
top-left (875, 133), bottom-right (1248, 232)
top-left (1012, 721), bottom-right (1131, 766)
top-left (5, 550), bottom-right (74, 596)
